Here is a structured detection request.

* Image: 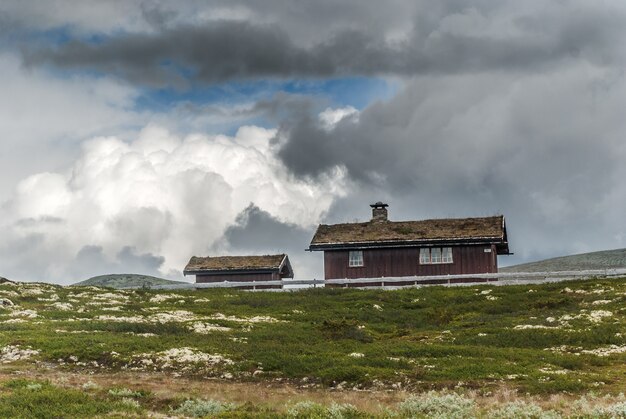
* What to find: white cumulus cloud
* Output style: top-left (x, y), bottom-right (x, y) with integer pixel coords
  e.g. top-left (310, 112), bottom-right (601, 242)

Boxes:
top-left (0, 125), bottom-right (347, 283)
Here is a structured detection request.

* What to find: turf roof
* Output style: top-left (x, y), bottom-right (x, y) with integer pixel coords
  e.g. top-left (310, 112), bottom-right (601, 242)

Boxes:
top-left (184, 254), bottom-right (288, 274)
top-left (309, 215), bottom-right (508, 251)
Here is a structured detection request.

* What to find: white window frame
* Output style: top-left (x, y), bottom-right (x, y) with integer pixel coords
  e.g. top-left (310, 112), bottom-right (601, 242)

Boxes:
top-left (348, 250), bottom-right (364, 267)
top-left (419, 248), bottom-right (430, 264)
top-left (419, 247), bottom-right (453, 264)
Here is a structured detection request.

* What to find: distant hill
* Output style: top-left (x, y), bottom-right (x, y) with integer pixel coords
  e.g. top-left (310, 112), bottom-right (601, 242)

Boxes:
top-left (74, 274), bottom-right (187, 289)
top-left (500, 248), bottom-right (626, 272)
top-left (0, 276), bottom-right (12, 284)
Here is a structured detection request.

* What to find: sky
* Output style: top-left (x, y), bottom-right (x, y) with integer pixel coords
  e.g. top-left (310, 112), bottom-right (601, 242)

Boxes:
top-left (1, 0), bottom-right (626, 284)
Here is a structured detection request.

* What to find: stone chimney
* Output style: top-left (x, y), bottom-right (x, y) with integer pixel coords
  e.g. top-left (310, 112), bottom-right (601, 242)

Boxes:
top-left (370, 202), bottom-right (389, 223)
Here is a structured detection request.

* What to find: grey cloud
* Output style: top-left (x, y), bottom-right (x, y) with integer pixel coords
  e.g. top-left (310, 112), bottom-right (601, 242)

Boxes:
top-left (0, 233), bottom-right (47, 281)
top-left (14, 216), bottom-right (65, 227)
top-left (221, 204), bottom-right (320, 279)
top-left (20, 2), bottom-right (626, 86)
top-left (0, 241), bottom-right (165, 284)
top-left (72, 245), bottom-right (165, 281)
top-left (224, 204), bottom-right (313, 251)
top-left (276, 68), bottom-right (626, 266)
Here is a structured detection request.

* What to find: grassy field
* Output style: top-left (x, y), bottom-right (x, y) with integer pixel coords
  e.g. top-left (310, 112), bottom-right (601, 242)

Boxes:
top-left (0, 278), bottom-right (624, 417)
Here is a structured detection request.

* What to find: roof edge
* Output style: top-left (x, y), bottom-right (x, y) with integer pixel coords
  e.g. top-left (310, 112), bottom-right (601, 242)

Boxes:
top-left (309, 236), bottom-right (506, 250)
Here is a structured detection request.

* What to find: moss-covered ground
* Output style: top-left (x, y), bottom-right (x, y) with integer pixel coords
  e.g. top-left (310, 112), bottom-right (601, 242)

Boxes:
top-left (0, 277), bottom-right (624, 417)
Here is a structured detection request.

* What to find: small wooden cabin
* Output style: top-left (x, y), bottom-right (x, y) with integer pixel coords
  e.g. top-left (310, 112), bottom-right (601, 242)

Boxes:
top-left (308, 203), bottom-right (510, 286)
top-left (183, 254), bottom-right (294, 289)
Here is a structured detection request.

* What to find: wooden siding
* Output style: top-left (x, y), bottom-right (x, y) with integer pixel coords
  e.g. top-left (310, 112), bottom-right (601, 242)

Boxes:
top-left (195, 272), bottom-right (281, 289)
top-left (324, 245), bottom-right (498, 280)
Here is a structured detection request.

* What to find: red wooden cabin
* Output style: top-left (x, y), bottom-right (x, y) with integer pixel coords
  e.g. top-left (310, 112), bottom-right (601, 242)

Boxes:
top-left (308, 203), bottom-right (510, 286)
top-left (183, 254), bottom-right (294, 289)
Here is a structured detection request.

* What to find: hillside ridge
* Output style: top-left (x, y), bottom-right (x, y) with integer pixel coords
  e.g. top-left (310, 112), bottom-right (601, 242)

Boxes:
top-left (501, 248), bottom-right (626, 272)
top-left (74, 274), bottom-right (186, 289)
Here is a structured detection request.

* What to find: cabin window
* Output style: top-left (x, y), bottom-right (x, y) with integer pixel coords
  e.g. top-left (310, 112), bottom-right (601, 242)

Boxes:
top-left (348, 250), bottom-right (364, 267)
top-left (431, 247), bottom-right (442, 263)
top-left (419, 247), bottom-right (453, 264)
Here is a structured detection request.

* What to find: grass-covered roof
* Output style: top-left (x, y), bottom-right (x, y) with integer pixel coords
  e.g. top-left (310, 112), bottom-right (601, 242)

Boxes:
top-left (184, 254), bottom-right (288, 274)
top-left (309, 215), bottom-right (508, 252)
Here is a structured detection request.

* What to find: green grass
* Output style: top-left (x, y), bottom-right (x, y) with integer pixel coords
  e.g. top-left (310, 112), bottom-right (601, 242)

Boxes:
top-left (0, 379), bottom-right (142, 418)
top-left (0, 379), bottom-right (624, 418)
top-left (0, 278), bottom-right (624, 396)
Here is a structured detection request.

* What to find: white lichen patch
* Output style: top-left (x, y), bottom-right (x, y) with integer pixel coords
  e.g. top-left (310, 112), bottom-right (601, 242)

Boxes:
top-left (55, 329), bottom-right (99, 334)
top-left (591, 300), bottom-right (613, 305)
top-left (505, 374), bottom-right (529, 380)
top-left (562, 287), bottom-right (614, 295)
top-left (193, 298), bottom-right (210, 303)
top-left (0, 318), bottom-right (26, 324)
top-left (95, 310), bottom-right (203, 324)
top-left (149, 293), bottom-right (184, 303)
top-left (101, 306), bottom-right (122, 311)
top-left (373, 304), bottom-right (383, 311)
top-left (514, 324), bottom-right (559, 330)
top-left (189, 322), bottom-right (232, 334)
top-left (67, 292), bottom-right (91, 299)
top-left (135, 347), bottom-right (234, 369)
top-left (51, 302), bottom-right (73, 311)
top-left (19, 287), bottom-right (45, 297)
top-left (92, 292), bottom-right (130, 301)
top-left (539, 367), bottom-right (569, 375)
top-left (95, 315), bottom-right (146, 323)
top-left (0, 345), bottom-right (39, 363)
top-left (38, 293), bottom-right (60, 302)
top-left (208, 313), bottom-right (284, 323)
top-left (9, 309), bottom-right (38, 318)
top-left (149, 310), bottom-right (199, 323)
top-left (559, 310), bottom-right (613, 324)
top-left (348, 352), bottom-right (365, 358)
top-left (0, 298), bottom-right (14, 306)
top-left (580, 345), bottom-right (626, 357)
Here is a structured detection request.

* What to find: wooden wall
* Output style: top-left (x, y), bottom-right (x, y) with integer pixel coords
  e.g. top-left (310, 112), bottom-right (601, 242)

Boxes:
top-left (323, 245), bottom-right (497, 280)
top-left (195, 271), bottom-right (281, 289)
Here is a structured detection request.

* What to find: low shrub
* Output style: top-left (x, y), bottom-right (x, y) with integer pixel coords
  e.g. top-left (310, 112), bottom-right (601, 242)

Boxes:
top-left (319, 319), bottom-right (373, 343)
top-left (108, 387), bottom-right (144, 398)
top-left (487, 400), bottom-right (559, 419)
top-left (287, 401), bottom-right (362, 418)
top-left (397, 392), bottom-right (476, 418)
top-left (173, 398), bottom-right (236, 417)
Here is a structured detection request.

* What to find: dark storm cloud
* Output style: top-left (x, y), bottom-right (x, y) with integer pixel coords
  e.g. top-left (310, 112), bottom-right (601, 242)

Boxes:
top-left (275, 68), bottom-right (626, 264)
top-left (19, 2), bottom-right (626, 86)
top-left (223, 204), bottom-right (313, 252)
top-left (221, 204), bottom-right (320, 278)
